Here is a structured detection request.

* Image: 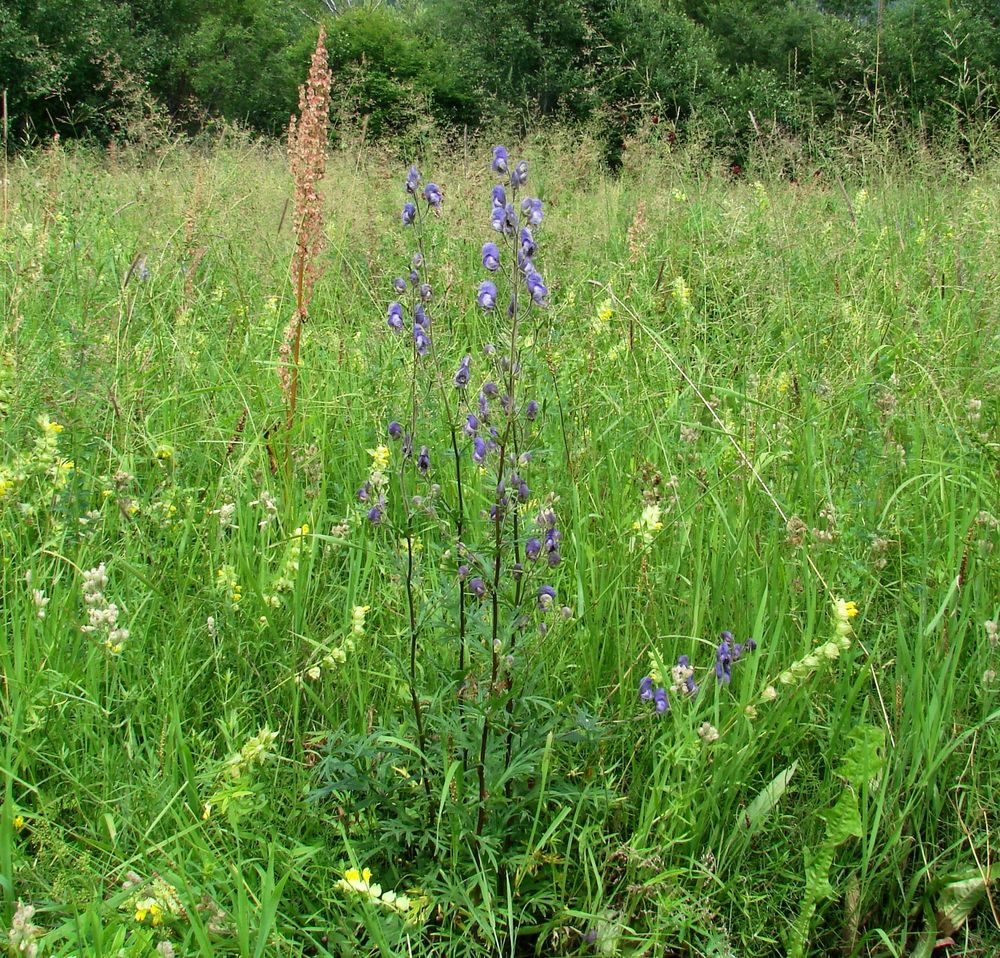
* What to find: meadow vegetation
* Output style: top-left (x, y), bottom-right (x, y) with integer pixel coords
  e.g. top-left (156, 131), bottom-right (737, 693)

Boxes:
top-left (1, 124), bottom-right (999, 956)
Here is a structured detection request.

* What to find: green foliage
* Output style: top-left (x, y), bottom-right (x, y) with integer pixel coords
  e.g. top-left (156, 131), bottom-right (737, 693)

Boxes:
top-left (1, 136), bottom-right (999, 956)
top-left (2, 0), bottom-right (999, 155)
top-left (788, 726), bottom-right (885, 958)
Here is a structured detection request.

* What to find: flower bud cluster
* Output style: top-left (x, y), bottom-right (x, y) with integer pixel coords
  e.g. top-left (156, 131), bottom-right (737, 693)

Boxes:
top-left (264, 523), bottom-right (309, 607)
top-left (80, 562), bottom-right (129, 654)
top-left (769, 599), bottom-right (857, 693)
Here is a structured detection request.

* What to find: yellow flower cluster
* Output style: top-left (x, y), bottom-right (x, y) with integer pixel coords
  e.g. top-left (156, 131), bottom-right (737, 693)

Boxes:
top-left (121, 874), bottom-right (184, 928)
top-left (216, 564), bottom-right (242, 609)
top-left (134, 898), bottom-right (164, 925)
top-left (336, 867), bottom-right (411, 916)
top-left (632, 503), bottom-right (663, 545)
top-left (265, 523), bottom-right (310, 607)
top-left (224, 728), bottom-right (278, 780)
top-left (672, 276), bottom-right (692, 309)
top-left (368, 445), bottom-right (390, 471)
top-left (0, 415), bottom-right (74, 505)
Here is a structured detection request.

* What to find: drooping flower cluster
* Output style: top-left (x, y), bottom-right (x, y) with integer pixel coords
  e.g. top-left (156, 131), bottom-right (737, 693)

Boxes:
top-left (80, 562), bottom-right (129, 654)
top-left (714, 631), bottom-right (756, 684)
top-left (770, 599), bottom-right (856, 690)
top-left (485, 146), bottom-right (550, 310)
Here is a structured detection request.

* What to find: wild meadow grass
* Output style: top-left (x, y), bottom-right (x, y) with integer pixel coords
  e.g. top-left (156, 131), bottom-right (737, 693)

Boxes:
top-left (1, 131), bottom-right (999, 957)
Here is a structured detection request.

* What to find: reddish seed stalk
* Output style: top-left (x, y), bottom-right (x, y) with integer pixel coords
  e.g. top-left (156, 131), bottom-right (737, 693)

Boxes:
top-left (281, 28), bottom-right (331, 447)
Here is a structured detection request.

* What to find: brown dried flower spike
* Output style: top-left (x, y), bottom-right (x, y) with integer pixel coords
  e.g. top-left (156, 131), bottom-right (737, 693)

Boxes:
top-left (280, 27), bottom-right (332, 430)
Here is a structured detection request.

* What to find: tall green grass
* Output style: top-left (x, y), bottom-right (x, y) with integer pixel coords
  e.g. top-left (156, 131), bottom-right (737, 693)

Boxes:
top-left (1, 133), bottom-right (998, 957)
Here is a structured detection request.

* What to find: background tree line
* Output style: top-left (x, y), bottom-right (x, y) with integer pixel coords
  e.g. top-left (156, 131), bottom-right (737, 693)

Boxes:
top-left (2, 0), bottom-right (998, 157)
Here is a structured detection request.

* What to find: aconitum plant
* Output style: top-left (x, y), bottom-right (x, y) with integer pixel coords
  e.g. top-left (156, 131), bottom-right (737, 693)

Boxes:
top-left (359, 147), bottom-right (565, 841)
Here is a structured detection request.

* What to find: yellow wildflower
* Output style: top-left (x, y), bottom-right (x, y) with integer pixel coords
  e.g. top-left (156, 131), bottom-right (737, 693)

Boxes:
top-left (134, 898), bottom-right (164, 925)
top-left (13, 815), bottom-right (25, 830)
top-left (368, 445), bottom-right (390, 471)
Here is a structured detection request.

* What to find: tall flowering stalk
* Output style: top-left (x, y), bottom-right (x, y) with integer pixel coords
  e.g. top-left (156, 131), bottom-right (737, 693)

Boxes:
top-left (280, 28), bottom-right (332, 436)
top-left (370, 147), bottom-right (562, 844)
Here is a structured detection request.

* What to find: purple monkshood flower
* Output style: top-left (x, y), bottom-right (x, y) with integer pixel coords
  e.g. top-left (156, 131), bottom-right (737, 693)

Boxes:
top-left (405, 165), bottom-right (421, 194)
top-left (392, 276), bottom-right (407, 294)
top-left (482, 242), bottom-right (500, 272)
top-left (414, 304), bottom-right (428, 328)
top-left (402, 433), bottom-right (413, 458)
top-left (525, 399), bottom-right (539, 421)
top-left (388, 421), bottom-right (403, 440)
top-left (454, 354), bottom-right (471, 388)
top-left (492, 185), bottom-right (507, 209)
top-left (469, 577), bottom-right (486, 598)
top-left (417, 446), bottom-right (430, 474)
top-left (492, 203), bottom-right (518, 234)
top-left (733, 638), bottom-right (758, 659)
top-left (423, 183), bottom-right (442, 207)
top-left (409, 269), bottom-right (420, 285)
top-left (387, 302), bottom-right (404, 332)
top-left (477, 281), bottom-right (497, 310)
top-left (367, 494), bottom-right (386, 525)
top-left (492, 145), bottom-right (509, 174)
top-left (464, 413), bottom-right (479, 437)
top-left (525, 537), bottom-right (542, 560)
top-left (419, 283), bottom-right (433, 302)
top-left (457, 564), bottom-right (470, 579)
top-left (526, 271), bottom-right (549, 306)
top-left (521, 197), bottom-right (543, 225)
top-left (518, 480), bottom-right (529, 501)
top-left (413, 324), bottom-right (430, 357)
top-left (510, 159), bottom-right (528, 188)
top-left (483, 381), bottom-right (499, 397)
top-left (715, 631), bottom-right (734, 684)
top-left (472, 437), bottom-right (488, 464)
top-left (653, 687), bottom-right (669, 714)
top-left (639, 676), bottom-right (654, 701)
top-left (478, 392), bottom-right (489, 418)
top-left (357, 482), bottom-right (371, 503)
top-left (402, 202), bottom-right (416, 226)
top-left (520, 227), bottom-right (536, 257)
top-left (538, 585), bottom-right (556, 610)
top-left (412, 252), bottom-right (424, 268)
